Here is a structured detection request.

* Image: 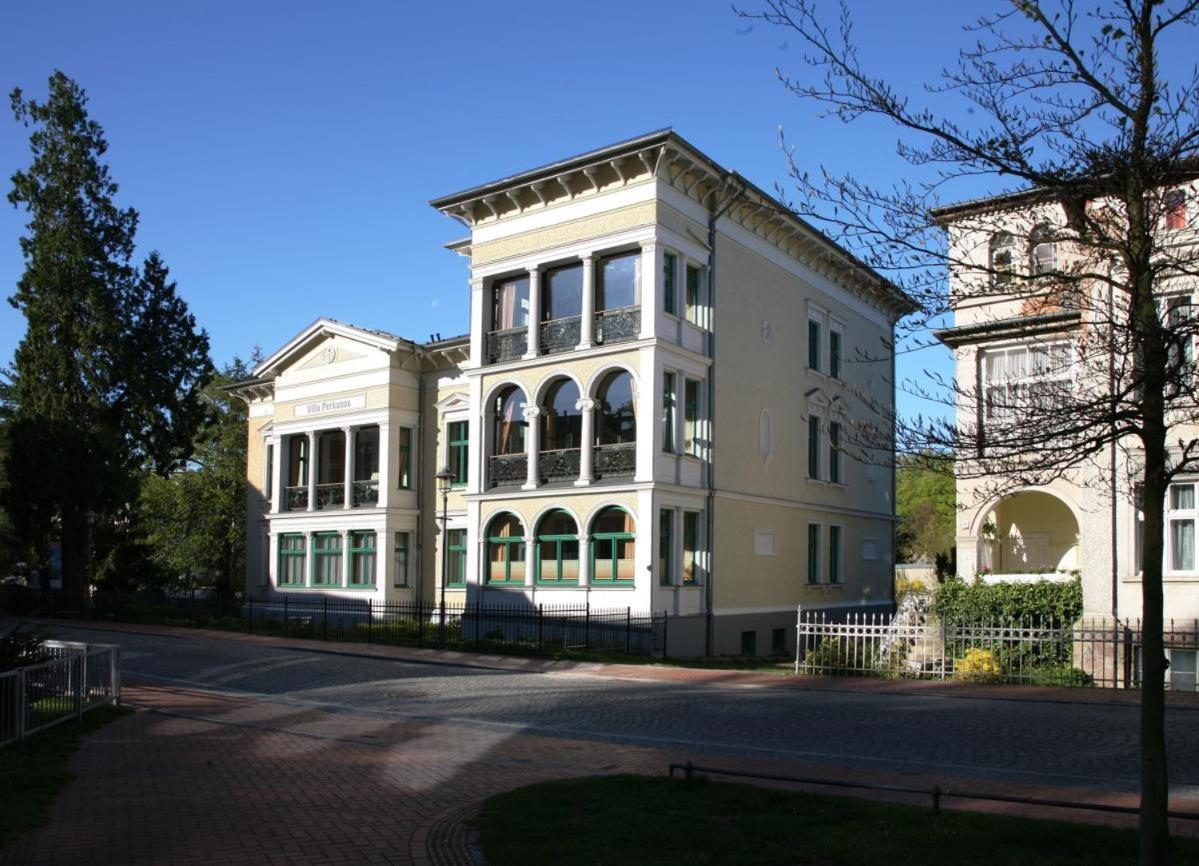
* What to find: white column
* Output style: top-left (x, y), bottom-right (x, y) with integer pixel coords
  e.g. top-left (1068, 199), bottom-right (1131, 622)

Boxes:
top-left (342, 426), bottom-right (354, 510)
top-left (522, 405), bottom-right (541, 490)
top-left (269, 435), bottom-right (284, 514)
top-left (524, 267), bottom-right (542, 359)
top-left (377, 422), bottom-right (391, 508)
top-left (579, 254), bottom-right (596, 349)
top-left (575, 397), bottom-right (595, 487)
top-left (523, 537), bottom-right (537, 587)
top-left (635, 346), bottom-right (656, 483)
top-left (469, 277), bottom-right (485, 368)
top-left (578, 533), bottom-right (590, 588)
top-left (306, 431), bottom-right (318, 512)
top-left (341, 529), bottom-right (351, 588)
top-left (639, 241), bottom-right (658, 340)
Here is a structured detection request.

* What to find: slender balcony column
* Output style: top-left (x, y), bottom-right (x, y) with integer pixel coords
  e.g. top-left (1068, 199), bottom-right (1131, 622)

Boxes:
top-left (377, 423), bottom-right (391, 508)
top-left (574, 398), bottom-right (596, 487)
top-left (579, 254), bottom-right (596, 349)
top-left (343, 426), bottom-right (355, 510)
top-left (639, 241), bottom-right (659, 340)
top-left (577, 536), bottom-right (590, 588)
top-left (306, 431), bottom-right (318, 512)
top-left (522, 405), bottom-right (541, 490)
top-left (523, 267), bottom-right (542, 359)
top-left (269, 435), bottom-right (284, 514)
top-left (523, 537), bottom-right (537, 588)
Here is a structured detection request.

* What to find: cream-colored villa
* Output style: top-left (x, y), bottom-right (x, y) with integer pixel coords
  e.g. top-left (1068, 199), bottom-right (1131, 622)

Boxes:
top-left (233, 130), bottom-right (914, 655)
top-left (934, 182), bottom-right (1199, 625)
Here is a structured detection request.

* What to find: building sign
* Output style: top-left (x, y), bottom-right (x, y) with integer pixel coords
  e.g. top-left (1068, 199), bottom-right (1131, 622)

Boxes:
top-left (294, 394), bottom-right (366, 417)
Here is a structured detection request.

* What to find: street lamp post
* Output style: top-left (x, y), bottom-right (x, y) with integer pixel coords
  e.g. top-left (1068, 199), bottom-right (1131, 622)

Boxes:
top-left (435, 466), bottom-right (456, 649)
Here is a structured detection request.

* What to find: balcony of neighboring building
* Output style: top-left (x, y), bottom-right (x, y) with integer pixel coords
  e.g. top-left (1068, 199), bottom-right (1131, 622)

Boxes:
top-left (276, 425), bottom-right (383, 513)
top-left (485, 250), bottom-right (642, 365)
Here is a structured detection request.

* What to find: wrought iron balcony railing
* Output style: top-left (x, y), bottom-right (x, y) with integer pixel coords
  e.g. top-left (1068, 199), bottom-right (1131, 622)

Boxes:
top-left (284, 486), bottom-right (308, 511)
top-left (486, 326), bottom-right (528, 364)
top-left (315, 483), bottom-right (344, 510)
top-left (352, 480), bottom-right (378, 507)
top-left (488, 453), bottom-right (527, 487)
top-left (539, 316), bottom-right (581, 354)
top-left (538, 447), bottom-right (581, 483)
top-left (594, 442), bottom-right (636, 479)
top-left (595, 306), bottom-right (640, 346)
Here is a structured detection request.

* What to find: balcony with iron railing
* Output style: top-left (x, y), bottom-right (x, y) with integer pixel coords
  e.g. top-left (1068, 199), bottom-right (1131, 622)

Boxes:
top-left (486, 326), bottom-right (527, 364)
top-left (488, 453), bottom-right (527, 487)
top-left (539, 316), bottom-right (582, 355)
top-left (315, 483), bottom-right (344, 510)
top-left (595, 306), bottom-right (640, 346)
top-left (284, 486), bottom-right (308, 511)
top-left (538, 447), bottom-right (581, 483)
top-left (352, 480), bottom-right (379, 507)
top-left (594, 442), bottom-right (636, 480)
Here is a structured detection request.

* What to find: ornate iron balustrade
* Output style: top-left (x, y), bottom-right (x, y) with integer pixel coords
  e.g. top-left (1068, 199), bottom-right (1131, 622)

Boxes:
top-left (489, 453), bottom-right (527, 487)
top-left (284, 486), bottom-right (308, 511)
top-left (486, 326), bottom-right (527, 364)
top-left (352, 480), bottom-right (378, 507)
top-left (315, 483), bottom-right (344, 510)
top-left (594, 442), bottom-right (636, 479)
top-left (539, 316), bottom-right (581, 354)
top-left (595, 306), bottom-right (640, 346)
top-left (538, 447), bottom-right (580, 482)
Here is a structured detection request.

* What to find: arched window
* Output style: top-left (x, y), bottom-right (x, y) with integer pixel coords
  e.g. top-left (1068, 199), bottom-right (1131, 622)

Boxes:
top-left (989, 231), bottom-right (1015, 287)
top-left (596, 370), bottom-right (636, 444)
top-left (485, 513), bottom-right (526, 585)
top-left (492, 386), bottom-right (527, 455)
top-left (591, 507), bottom-right (636, 585)
top-left (1028, 224), bottom-right (1056, 276)
top-left (541, 378), bottom-right (582, 451)
top-left (536, 510), bottom-right (579, 584)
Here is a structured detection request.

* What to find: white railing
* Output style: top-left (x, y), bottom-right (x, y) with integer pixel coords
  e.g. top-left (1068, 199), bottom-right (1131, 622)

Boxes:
top-left (0, 640), bottom-right (122, 747)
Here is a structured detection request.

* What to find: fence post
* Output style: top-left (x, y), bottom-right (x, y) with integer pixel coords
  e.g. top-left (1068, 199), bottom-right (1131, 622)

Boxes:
top-left (538, 605), bottom-right (544, 653)
top-left (585, 602), bottom-right (591, 653)
top-left (323, 596), bottom-right (329, 641)
top-left (284, 595), bottom-right (289, 638)
top-left (794, 605), bottom-right (802, 675)
top-left (626, 607), bottom-right (632, 654)
top-left (74, 656), bottom-right (84, 722)
top-left (661, 610), bottom-right (669, 659)
top-left (112, 646), bottom-right (122, 706)
top-left (16, 668), bottom-right (26, 741)
top-left (367, 598), bottom-right (373, 643)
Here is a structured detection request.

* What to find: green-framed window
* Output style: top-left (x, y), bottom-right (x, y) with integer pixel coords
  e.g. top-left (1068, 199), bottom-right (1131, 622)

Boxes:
top-left (535, 509), bottom-right (579, 585)
top-left (808, 319), bottom-right (821, 371)
top-left (591, 507), bottom-right (635, 586)
top-left (682, 511), bottom-right (700, 586)
top-left (684, 378), bottom-right (701, 456)
top-left (828, 421), bottom-right (842, 484)
top-left (445, 528), bottom-right (467, 587)
top-left (808, 416), bottom-right (821, 480)
top-left (279, 534), bottom-right (307, 586)
top-left (486, 513), bottom-right (527, 585)
top-left (829, 329), bottom-right (842, 379)
top-left (685, 264), bottom-right (703, 326)
top-left (828, 525), bottom-right (842, 584)
top-left (807, 524), bottom-right (820, 584)
top-left (313, 532), bottom-right (343, 587)
top-left (663, 252), bottom-right (678, 315)
top-left (394, 532), bottom-right (410, 588)
top-left (349, 531), bottom-right (376, 587)
top-left (662, 371), bottom-right (676, 453)
top-left (659, 509), bottom-right (674, 587)
top-left (448, 420), bottom-right (469, 487)
top-left (398, 427), bottom-right (412, 489)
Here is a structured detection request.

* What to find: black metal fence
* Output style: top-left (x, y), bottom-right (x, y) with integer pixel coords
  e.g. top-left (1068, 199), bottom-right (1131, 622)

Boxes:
top-left (0, 588), bottom-right (666, 659)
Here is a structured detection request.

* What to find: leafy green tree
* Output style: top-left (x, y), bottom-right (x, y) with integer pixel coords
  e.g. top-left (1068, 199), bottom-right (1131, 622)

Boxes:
top-left (138, 359), bottom-right (251, 598)
top-left (895, 453), bottom-right (956, 571)
top-left (5, 71), bottom-right (212, 594)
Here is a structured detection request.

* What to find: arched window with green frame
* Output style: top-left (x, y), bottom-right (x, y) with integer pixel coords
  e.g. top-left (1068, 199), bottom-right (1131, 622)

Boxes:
top-left (486, 512), bottom-right (526, 585)
top-left (535, 509), bottom-right (579, 585)
top-left (590, 507), bottom-right (636, 585)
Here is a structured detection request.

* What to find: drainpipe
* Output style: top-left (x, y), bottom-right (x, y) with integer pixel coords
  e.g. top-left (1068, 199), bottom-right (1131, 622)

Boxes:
top-left (891, 315), bottom-right (899, 612)
top-left (704, 174), bottom-right (747, 657)
top-left (1108, 262), bottom-right (1119, 622)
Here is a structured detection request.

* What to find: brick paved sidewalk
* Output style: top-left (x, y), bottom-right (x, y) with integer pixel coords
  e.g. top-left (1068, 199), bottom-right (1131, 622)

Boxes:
top-left (4, 682), bottom-right (1198, 865)
top-left (22, 616), bottom-right (1199, 709)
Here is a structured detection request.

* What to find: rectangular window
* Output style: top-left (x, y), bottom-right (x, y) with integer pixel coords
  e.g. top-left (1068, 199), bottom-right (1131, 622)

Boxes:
top-left (349, 531), bottom-right (376, 587)
top-left (829, 329), bottom-right (842, 379)
top-left (685, 264), bottom-right (703, 326)
top-left (663, 253), bottom-right (678, 315)
top-left (597, 251), bottom-right (640, 311)
top-left (446, 528), bottom-right (466, 587)
top-left (828, 421), bottom-right (842, 484)
top-left (807, 524), bottom-right (820, 584)
top-left (397, 427), bottom-right (412, 490)
top-left (264, 443), bottom-right (274, 499)
top-left (313, 532), bottom-right (343, 587)
top-left (279, 534), bottom-right (307, 586)
top-left (492, 274), bottom-right (530, 330)
top-left (682, 511), bottom-right (699, 585)
top-left (448, 421), bottom-right (468, 487)
top-left (828, 525), bottom-right (842, 584)
top-left (1169, 483), bottom-right (1196, 572)
top-left (982, 341), bottom-right (1072, 423)
top-left (394, 532), bottom-right (410, 588)
top-left (808, 416), bottom-right (821, 480)
top-left (662, 372), bottom-right (676, 453)
top-left (659, 509), bottom-right (674, 586)
top-left (808, 320), bottom-right (821, 371)
top-left (684, 378), bottom-right (701, 457)
top-left (1166, 189), bottom-right (1188, 231)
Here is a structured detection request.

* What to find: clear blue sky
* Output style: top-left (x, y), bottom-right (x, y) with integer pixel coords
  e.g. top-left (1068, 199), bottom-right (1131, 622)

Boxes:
top-left (0, 1), bottom-right (1025, 423)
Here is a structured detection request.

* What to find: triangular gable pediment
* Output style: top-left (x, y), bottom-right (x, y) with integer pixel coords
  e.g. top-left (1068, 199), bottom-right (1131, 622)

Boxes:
top-left (435, 391), bottom-right (471, 414)
top-left (254, 318), bottom-right (410, 378)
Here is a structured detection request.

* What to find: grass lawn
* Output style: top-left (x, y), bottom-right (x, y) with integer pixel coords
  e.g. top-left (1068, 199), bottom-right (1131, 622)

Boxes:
top-left (473, 775), bottom-right (1199, 866)
top-left (0, 704), bottom-right (132, 847)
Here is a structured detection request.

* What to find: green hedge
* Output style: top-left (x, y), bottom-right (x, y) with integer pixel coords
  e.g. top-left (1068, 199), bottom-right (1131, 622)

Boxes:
top-left (933, 576), bottom-right (1083, 627)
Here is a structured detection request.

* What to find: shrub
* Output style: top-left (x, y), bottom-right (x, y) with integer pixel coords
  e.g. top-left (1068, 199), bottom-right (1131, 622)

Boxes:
top-left (0, 623), bottom-right (48, 672)
top-left (956, 648), bottom-right (1002, 681)
top-left (934, 575), bottom-right (1083, 627)
top-left (801, 637), bottom-right (876, 674)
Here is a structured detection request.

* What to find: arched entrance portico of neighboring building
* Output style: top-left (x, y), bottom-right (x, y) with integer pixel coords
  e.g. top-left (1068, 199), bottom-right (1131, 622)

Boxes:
top-left (972, 490), bottom-right (1081, 578)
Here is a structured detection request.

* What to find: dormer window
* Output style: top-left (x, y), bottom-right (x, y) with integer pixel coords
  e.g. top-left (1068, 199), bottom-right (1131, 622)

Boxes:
top-left (989, 231), bottom-right (1015, 288)
top-left (1028, 224), bottom-right (1056, 276)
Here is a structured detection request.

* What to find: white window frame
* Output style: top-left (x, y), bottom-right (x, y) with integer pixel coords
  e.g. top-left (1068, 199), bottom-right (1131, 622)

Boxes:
top-left (1167, 482), bottom-right (1197, 575)
top-left (980, 339), bottom-right (1074, 425)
